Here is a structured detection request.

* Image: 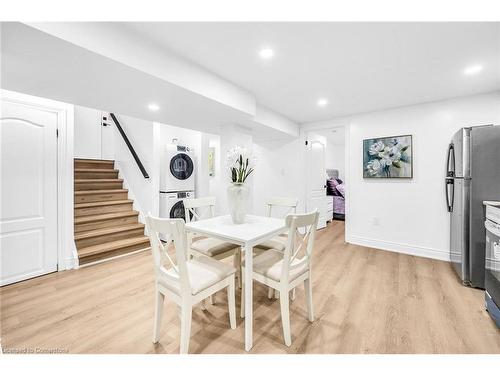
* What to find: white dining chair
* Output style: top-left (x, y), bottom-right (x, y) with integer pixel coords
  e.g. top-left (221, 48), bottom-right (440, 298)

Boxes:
top-left (254, 197), bottom-right (299, 299)
top-left (145, 214), bottom-right (236, 354)
top-left (241, 210), bottom-right (319, 347)
top-left (255, 197), bottom-right (299, 252)
top-left (184, 196), bottom-right (243, 301)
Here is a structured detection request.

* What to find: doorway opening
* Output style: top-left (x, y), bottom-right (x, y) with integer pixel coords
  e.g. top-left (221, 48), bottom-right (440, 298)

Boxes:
top-left (305, 126), bottom-right (347, 231)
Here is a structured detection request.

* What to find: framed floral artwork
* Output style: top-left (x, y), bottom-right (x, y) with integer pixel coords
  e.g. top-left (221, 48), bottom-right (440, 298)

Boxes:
top-left (363, 135), bottom-right (413, 178)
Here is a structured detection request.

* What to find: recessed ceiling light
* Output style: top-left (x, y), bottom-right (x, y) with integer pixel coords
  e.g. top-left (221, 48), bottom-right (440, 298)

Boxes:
top-left (259, 48), bottom-right (274, 59)
top-left (464, 64), bottom-right (483, 76)
top-left (148, 103), bottom-right (160, 111)
top-left (317, 98), bottom-right (328, 107)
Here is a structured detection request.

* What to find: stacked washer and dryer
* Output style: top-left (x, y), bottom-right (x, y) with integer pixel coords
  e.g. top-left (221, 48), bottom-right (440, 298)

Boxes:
top-left (160, 144), bottom-right (195, 222)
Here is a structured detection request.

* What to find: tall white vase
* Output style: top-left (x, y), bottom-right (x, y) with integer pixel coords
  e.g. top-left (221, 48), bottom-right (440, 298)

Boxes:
top-left (227, 182), bottom-right (250, 224)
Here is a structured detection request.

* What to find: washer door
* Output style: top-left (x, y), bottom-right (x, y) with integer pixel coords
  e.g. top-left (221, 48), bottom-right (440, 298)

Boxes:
top-left (170, 153), bottom-right (194, 180)
top-left (169, 200), bottom-right (194, 221)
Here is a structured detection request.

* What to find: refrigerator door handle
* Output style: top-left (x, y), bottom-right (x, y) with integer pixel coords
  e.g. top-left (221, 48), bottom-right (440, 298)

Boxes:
top-left (446, 143), bottom-right (455, 177)
top-left (446, 177), bottom-right (454, 212)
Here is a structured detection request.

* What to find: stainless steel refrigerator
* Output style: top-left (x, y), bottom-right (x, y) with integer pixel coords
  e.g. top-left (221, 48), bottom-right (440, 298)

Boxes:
top-left (445, 125), bottom-right (500, 288)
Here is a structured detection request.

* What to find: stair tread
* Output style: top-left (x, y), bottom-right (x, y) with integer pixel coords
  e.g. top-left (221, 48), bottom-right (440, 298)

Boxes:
top-left (75, 223), bottom-right (145, 240)
top-left (74, 189), bottom-right (127, 195)
top-left (75, 158), bottom-right (114, 163)
top-left (74, 200), bottom-right (133, 208)
top-left (74, 168), bottom-right (119, 173)
top-left (75, 179), bottom-right (123, 183)
top-left (74, 210), bottom-right (139, 224)
top-left (78, 236), bottom-right (150, 258)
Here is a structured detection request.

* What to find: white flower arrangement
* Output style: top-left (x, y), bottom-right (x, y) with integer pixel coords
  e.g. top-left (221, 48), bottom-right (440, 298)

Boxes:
top-left (365, 137), bottom-right (410, 177)
top-left (226, 146), bottom-right (256, 183)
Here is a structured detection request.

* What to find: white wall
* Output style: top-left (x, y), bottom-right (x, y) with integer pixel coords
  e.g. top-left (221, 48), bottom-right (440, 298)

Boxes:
top-left (158, 123), bottom-right (202, 153)
top-left (253, 138), bottom-right (305, 217)
top-left (326, 143), bottom-right (345, 180)
top-left (326, 137), bottom-right (346, 181)
top-left (112, 114), bottom-right (155, 217)
top-left (73, 106), bottom-right (102, 159)
top-left (207, 134), bottom-right (222, 208)
top-left (303, 91), bottom-right (500, 261)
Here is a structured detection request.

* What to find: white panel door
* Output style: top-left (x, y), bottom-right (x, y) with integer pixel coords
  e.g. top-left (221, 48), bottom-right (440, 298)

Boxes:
top-left (1, 100), bottom-right (58, 285)
top-left (306, 139), bottom-right (327, 229)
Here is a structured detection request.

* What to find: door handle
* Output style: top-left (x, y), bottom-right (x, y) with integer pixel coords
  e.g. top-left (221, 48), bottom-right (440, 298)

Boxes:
top-left (446, 143), bottom-right (455, 177)
top-left (445, 178), bottom-right (454, 212)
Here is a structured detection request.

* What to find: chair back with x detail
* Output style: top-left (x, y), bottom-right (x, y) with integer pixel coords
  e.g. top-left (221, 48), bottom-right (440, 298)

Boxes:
top-left (146, 215), bottom-right (191, 295)
top-left (281, 211), bottom-right (319, 284)
top-left (183, 196), bottom-right (217, 256)
top-left (265, 197), bottom-right (299, 218)
top-left (183, 196), bottom-right (216, 223)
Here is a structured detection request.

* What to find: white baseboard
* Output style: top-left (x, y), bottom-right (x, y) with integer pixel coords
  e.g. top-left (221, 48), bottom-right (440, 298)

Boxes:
top-left (62, 254), bottom-right (79, 270)
top-left (347, 235), bottom-right (451, 262)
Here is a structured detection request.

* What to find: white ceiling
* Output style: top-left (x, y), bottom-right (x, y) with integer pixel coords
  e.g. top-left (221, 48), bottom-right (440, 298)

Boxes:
top-left (312, 127), bottom-right (346, 146)
top-left (122, 22), bottom-right (500, 123)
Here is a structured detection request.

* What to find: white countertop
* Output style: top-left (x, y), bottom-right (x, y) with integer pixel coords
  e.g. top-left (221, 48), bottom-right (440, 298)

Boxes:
top-left (483, 201), bottom-right (500, 207)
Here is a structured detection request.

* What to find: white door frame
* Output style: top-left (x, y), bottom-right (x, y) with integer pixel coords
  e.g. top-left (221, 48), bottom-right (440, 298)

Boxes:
top-left (1, 89), bottom-right (78, 271)
top-left (300, 123), bottom-right (351, 239)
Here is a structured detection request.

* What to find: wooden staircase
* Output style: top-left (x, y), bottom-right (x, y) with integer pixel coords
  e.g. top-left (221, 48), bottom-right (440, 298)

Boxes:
top-left (74, 159), bottom-right (150, 265)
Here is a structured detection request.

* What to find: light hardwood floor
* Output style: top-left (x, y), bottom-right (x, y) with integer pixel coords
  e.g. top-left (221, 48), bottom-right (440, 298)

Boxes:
top-left (1, 221), bottom-right (499, 354)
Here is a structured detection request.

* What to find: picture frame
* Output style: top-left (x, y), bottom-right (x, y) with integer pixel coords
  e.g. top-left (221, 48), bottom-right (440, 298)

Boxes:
top-left (363, 134), bottom-right (413, 178)
top-left (208, 147), bottom-right (215, 176)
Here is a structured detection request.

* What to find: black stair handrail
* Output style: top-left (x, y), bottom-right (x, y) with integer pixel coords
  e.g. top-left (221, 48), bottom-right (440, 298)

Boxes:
top-left (109, 113), bottom-right (149, 179)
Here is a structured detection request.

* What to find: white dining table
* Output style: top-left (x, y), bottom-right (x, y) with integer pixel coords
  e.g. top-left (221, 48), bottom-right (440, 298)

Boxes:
top-left (185, 214), bottom-right (287, 351)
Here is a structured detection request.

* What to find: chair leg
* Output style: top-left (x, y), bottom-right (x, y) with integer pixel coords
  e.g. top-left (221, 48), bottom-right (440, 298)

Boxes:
top-left (268, 287), bottom-right (274, 299)
top-left (290, 288), bottom-right (296, 301)
top-left (279, 288), bottom-right (292, 347)
top-left (275, 289), bottom-right (280, 299)
top-left (233, 248), bottom-right (242, 289)
top-left (228, 275), bottom-right (236, 329)
top-left (304, 278), bottom-right (314, 322)
top-left (210, 294), bottom-right (216, 305)
top-left (200, 299), bottom-right (207, 311)
top-left (179, 305), bottom-right (192, 354)
top-left (153, 289), bottom-right (164, 343)
top-left (237, 249), bottom-right (243, 289)
top-left (240, 277), bottom-right (245, 318)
